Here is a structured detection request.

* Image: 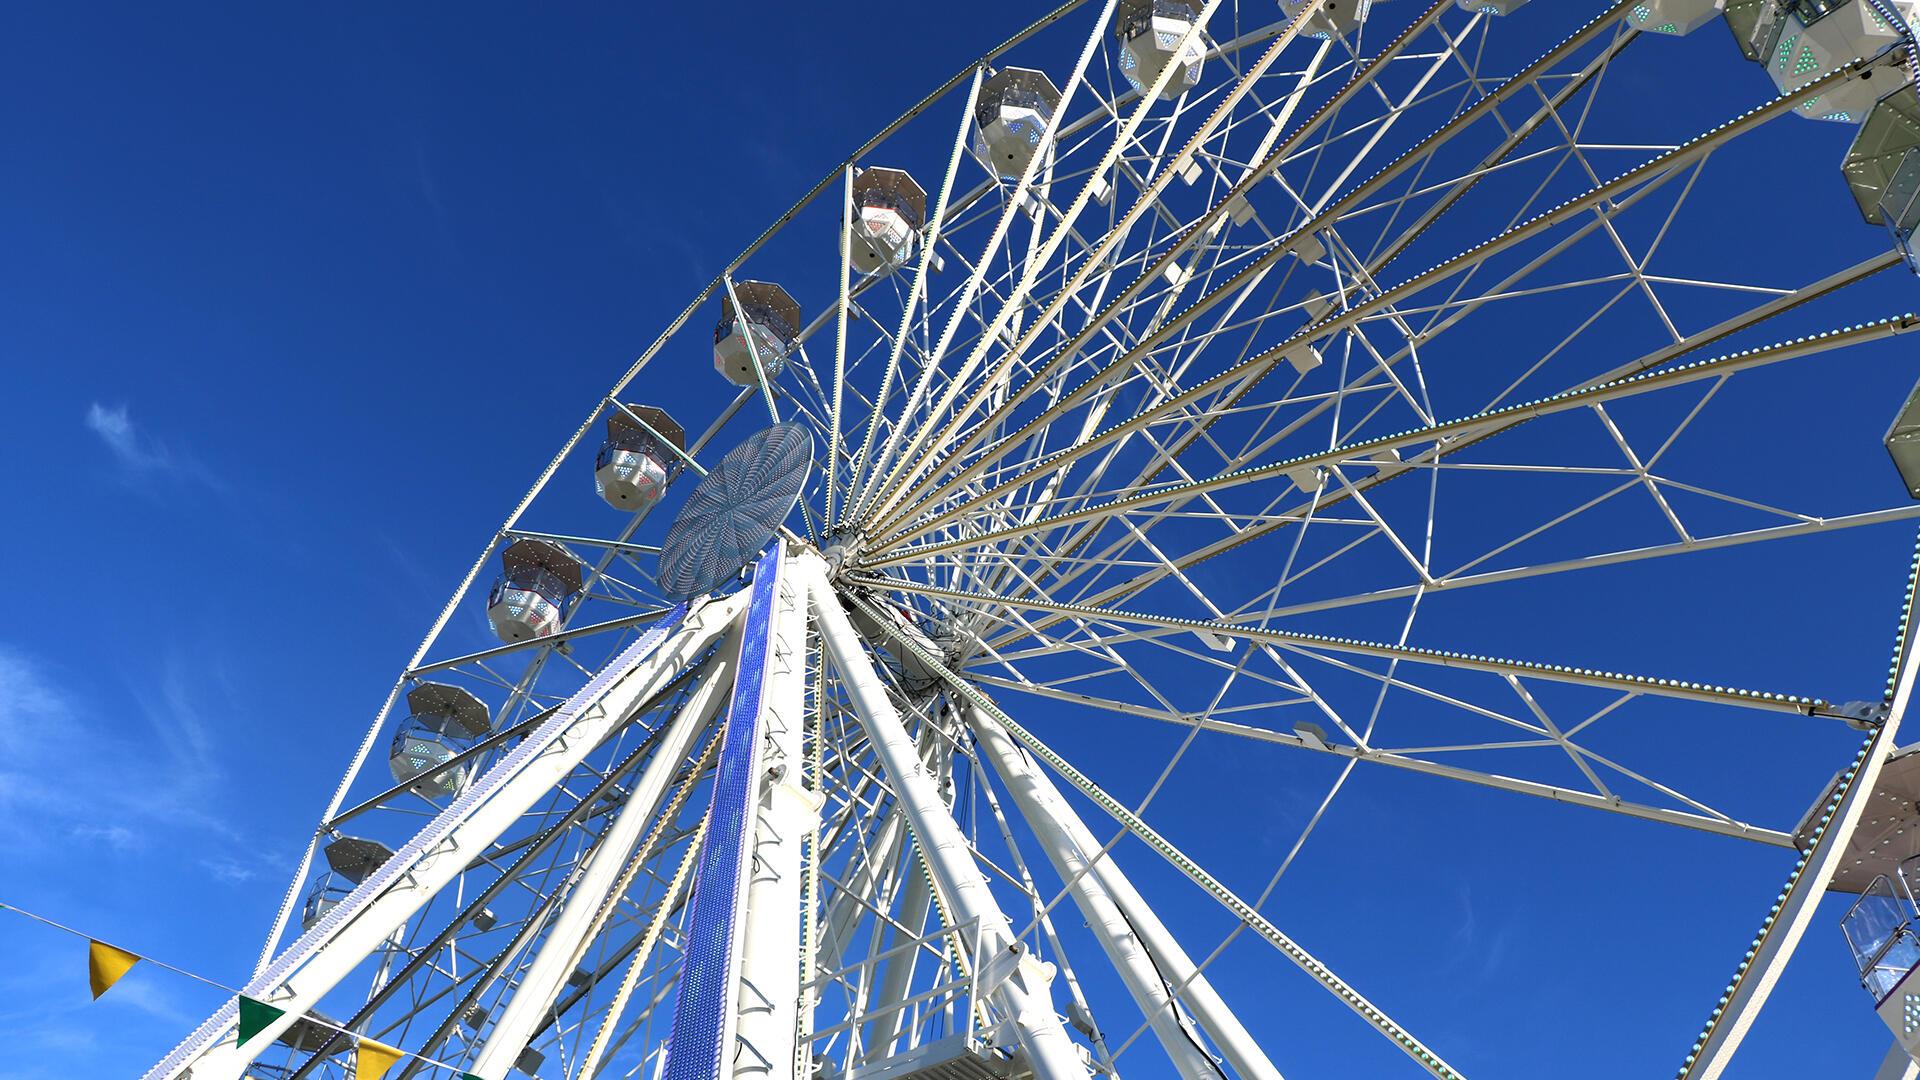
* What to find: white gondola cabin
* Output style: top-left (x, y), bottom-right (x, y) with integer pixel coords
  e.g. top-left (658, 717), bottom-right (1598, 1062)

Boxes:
top-left (595, 404), bottom-right (684, 512)
top-left (1281, 0), bottom-right (1373, 38)
top-left (1116, 0), bottom-right (1206, 99)
top-left (974, 67), bottom-right (1062, 179)
top-left (1728, 0), bottom-right (1920, 123)
top-left (487, 538), bottom-right (584, 643)
top-left (1847, 83), bottom-right (1920, 267)
top-left (849, 167), bottom-right (927, 276)
top-left (301, 836), bottom-right (394, 929)
top-left (1623, 0), bottom-right (1725, 34)
top-left (389, 682), bottom-right (492, 800)
top-left (714, 281), bottom-right (801, 387)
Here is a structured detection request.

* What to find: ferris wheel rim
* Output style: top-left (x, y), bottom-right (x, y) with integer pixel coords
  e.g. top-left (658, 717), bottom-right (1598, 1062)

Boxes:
top-left (136, 4), bottom-right (1920, 1080)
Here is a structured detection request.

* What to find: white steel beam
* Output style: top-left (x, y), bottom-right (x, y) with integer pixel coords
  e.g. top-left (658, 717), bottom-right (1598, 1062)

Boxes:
top-left (861, 854), bottom-right (936, 1063)
top-left (847, 0), bottom-right (1119, 525)
top-left (1681, 543), bottom-right (1920, 1079)
top-left (968, 701), bottom-right (1278, 1080)
top-left (805, 554), bottom-right (1092, 1080)
top-left (850, 590), bottom-right (1466, 1080)
top-left (733, 561), bottom-right (817, 1079)
top-left (821, 808), bottom-right (907, 971)
top-left (141, 594), bottom-right (751, 1080)
top-left (853, 575), bottom-right (1832, 718)
top-left (469, 619), bottom-right (742, 1077)
top-left (867, 1), bottom-right (1628, 533)
top-left (842, 66), bottom-right (984, 527)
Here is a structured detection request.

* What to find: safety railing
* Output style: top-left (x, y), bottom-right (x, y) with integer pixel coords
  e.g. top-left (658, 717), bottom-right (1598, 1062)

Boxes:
top-left (1842, 855), bottom-right (1920, 1001)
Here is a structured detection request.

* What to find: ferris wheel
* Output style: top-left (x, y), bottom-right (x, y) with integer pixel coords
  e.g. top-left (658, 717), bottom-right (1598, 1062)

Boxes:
top-left (135, 2), bottom-right (1920, 1079)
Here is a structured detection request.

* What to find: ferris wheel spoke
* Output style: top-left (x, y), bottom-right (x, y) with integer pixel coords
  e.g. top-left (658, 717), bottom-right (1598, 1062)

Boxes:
top-left (862, 315), bottom-right (1918, 577)
top-left (867, 7), bottom-right (1637, 538)
top-left (323, 708), bottom-right (558, 830)
top-left (849, 0), bottom-right (1125, 533)
top-left (401, 610), bottom-right (671, 681)
top-left (979, 261), bottom-right (1909, 660)
top-left (1216, 505), bottom-right (1920, 630)
top-left (961, 665), bottom-right (1790, 846)
top-left (868, 152), bottom-right (1752, 559)
top-left (842, 68), bottom-right (984, 530)
top-left (938, 551), bottom-right (1256, 722)
top-left (829, 166), bottom-right (855, 527)
top-left (843, 590), bottom-right (1469, 1079)
top-left (146, 6), bottom-right (1920, 1079)
top-left (855, 573), bottom-right (1847, 721)
top-left (981, 588), bottom-right (1782, 844)
top-left (860, 2), bottom-right (1353, 528)
top-left (929, 70), bottom-right (1666, 599)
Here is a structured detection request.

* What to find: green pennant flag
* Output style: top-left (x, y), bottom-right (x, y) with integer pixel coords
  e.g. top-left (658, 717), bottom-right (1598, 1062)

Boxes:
top-left (236, 995), bottom-right (286, 1043)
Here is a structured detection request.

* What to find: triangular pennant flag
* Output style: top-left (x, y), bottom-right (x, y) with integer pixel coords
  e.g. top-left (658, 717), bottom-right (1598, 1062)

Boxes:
top-left (87, 940), bottom-right (140, 999)
top-left (236, 995), bottom-right (286, 1043)
top-left (356, 1037), bottom-right (403, 1080)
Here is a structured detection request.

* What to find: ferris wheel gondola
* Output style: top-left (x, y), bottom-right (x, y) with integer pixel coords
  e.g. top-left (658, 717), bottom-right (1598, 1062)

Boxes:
top-left (137, 4), bottom-right (1920, 1080)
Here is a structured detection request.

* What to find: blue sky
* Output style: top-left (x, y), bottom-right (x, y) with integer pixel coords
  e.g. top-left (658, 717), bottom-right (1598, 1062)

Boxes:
top-left (4, 4), bottom-right (1920, 1078)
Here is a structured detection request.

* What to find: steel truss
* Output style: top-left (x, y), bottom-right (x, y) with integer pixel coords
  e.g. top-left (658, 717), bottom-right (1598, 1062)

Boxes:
top-left (141, 3), bottom-right (1920, 1079)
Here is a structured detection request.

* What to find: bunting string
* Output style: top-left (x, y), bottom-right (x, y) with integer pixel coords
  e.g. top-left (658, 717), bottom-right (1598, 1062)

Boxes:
top-left (0, 899), bottom-right (488, 1080)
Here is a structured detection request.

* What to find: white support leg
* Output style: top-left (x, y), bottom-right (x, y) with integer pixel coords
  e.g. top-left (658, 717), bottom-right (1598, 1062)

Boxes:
top-left (968, 702), bottom-right (1280, 1080)
top-left (819, 725), bottom-right (940, 981)
top-left (470, 618), bottom-right (743, 1078)
top-left (732, 563), bottom-right (817, 1079)
top-left (1878, 1042), bottom-right (1920, 1080)
top-left (821, 808), bottom-right (906, 971)
top-left (862, 858), bottom-right (934, 1062)
top-left (804, 554), bottom-right (1089, 1080)
top-left (143, 595), bottom-right (752, 1080)
top-left (856, 715), bottom-right (946, 1063)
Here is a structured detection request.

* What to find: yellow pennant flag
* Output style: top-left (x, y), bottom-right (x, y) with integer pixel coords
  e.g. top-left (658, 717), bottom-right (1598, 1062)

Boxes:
top-left (87, 940), bottom-right (140, 1000)
top-left (356, 1037), bottom-right (404, 1080)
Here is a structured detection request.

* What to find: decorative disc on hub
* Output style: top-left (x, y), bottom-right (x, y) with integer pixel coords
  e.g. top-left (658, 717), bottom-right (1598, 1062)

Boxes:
top-left (658, 422), bottom-right (813, 600)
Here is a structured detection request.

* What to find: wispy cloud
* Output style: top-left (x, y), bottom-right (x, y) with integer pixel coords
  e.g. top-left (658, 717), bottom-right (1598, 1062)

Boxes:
top-left (1443, 882), bottom-right (1512, 985)
top-left (84, 402), bottom-right (171, 471)
top-left (83, 402), bottom-right (223, 490)
top-left (0, 649), bottom-right (72, 754)
top-left (0, 925), bottom-right (220, 1079)
top-left (0, 646), bottom-right (255, 875)
top-left (200, 854), bottom-right (258, 883)
top-left (102, 976), bottom-right (199, 1026)
top-left (70, 823), bottom-right (138, 850)
top-left (412, 138), bottom-right (459, 257)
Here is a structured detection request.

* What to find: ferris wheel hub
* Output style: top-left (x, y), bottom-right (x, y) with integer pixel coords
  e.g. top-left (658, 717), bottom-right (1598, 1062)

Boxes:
top-left (821, 532), bottom-right (862, 577)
